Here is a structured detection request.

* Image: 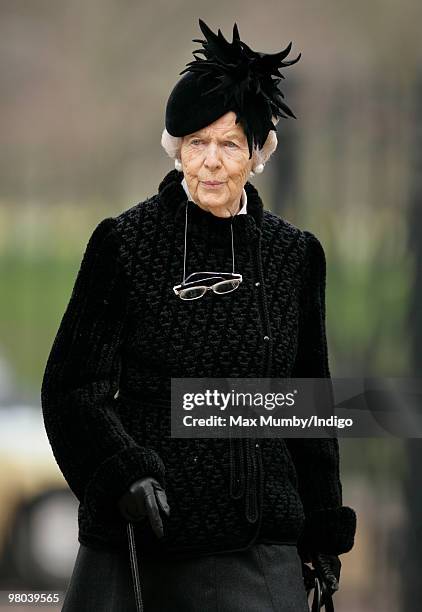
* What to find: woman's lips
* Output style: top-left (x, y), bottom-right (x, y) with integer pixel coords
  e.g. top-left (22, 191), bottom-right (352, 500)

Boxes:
top-left (202, 180), bottom-right (224, 188)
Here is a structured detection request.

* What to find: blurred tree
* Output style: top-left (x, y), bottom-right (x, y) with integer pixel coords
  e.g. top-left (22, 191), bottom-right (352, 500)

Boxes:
top-left (402, 68), bottom-right (422, 612)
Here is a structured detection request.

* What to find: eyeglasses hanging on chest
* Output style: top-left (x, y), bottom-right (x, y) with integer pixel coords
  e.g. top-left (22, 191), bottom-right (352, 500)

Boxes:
top-left (173, 200), bottom-right (243, 301)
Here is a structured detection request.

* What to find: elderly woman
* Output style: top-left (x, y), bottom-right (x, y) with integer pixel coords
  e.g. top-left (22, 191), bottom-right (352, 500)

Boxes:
top-left (41, 19), bottom-right (356, 612)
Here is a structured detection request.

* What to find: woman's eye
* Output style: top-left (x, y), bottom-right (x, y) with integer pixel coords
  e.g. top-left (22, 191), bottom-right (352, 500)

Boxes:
top-left (191, 139), bottom-right (202, 145)
top-left (225, 141), bottom-right (238, 148)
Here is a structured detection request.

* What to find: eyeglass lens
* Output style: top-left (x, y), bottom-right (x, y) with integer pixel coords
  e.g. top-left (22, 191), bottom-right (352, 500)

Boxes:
top-left (213, 279), bottom-right (241, 294)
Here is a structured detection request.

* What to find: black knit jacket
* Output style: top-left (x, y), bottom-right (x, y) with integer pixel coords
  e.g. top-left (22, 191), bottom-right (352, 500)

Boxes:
top-left (41, 168), bottom-right (356, 561)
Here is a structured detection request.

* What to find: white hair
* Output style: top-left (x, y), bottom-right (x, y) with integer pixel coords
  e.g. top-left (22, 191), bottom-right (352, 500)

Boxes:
top-left (160, 118), bottom-right (279, 175)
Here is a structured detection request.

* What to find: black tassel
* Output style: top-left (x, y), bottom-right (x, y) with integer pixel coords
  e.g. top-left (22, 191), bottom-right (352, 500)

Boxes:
top-left (229, 437), bottom-right (260, 523)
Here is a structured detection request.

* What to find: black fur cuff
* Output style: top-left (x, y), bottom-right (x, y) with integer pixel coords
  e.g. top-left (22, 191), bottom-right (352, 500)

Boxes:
top-left (83, 445), bottom-right (166, 521)
top-left (297, 506), bottom-right (357, 561)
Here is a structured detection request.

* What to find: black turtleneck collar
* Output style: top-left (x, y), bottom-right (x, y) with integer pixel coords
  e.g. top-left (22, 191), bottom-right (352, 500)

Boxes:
top-left (157, 169), bottom-right (264, 231)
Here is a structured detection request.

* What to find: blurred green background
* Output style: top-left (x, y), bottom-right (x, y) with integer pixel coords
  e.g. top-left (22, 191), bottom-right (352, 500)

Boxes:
top-left (1, 1), bottom-right (421, 610)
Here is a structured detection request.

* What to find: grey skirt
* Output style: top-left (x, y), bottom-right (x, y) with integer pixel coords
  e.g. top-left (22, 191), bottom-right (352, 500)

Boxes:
top-left (62, 542), bottom-right (309, 612)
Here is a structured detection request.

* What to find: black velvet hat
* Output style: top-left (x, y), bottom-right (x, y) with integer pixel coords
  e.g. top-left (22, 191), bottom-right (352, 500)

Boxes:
top-left (165, 19), bottom-right (301, 159)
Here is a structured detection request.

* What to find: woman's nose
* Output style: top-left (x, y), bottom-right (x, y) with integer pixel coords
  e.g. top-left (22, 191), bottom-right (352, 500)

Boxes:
top-left (203, 144), bottom-right (222, 169)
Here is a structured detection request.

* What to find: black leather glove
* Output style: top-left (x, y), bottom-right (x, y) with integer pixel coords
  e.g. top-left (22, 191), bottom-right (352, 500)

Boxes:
top-left (301, 560), bottom-right (316, 592)
top-left (310, 553), bottom-right (341, 606)
top-left (117, 476), bottom-right (170, 539)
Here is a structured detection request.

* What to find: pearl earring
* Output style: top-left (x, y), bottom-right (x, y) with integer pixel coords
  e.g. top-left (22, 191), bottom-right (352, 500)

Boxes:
top-left (253, 163), bottom-right (264, 174)
top-left (174, 159), bottom-right (183, 172)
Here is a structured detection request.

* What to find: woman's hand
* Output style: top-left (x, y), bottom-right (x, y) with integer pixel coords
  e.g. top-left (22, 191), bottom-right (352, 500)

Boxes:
top-left (118, 476), bottom-right (170, 539)
top-left (310, 552), bottom-right (341, 605)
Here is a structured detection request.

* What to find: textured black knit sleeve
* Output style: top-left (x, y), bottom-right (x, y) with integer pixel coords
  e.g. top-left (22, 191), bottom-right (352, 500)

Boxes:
top-left (41, 217), bottom-right (165, 522)
top-left (287, 230), bottom-right (356, 559)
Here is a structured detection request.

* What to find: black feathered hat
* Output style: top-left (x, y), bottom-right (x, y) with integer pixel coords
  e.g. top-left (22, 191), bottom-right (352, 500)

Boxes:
top-left (165, 19), bottom-right (301, 159)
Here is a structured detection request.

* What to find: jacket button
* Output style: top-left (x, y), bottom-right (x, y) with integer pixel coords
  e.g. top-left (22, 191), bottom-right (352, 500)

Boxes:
top-left (263, 335), bottom-right (270, 341)
top-left (255, 443), bottom-right (260, 448)
top-left (255, 281), bottom-right (260, 287)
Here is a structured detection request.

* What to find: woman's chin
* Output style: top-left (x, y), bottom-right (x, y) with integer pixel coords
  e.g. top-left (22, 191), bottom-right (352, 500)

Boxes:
top-left (197, 196), bottom-right (223, 210)
top-left (201, 202), bottom-right (233, 217)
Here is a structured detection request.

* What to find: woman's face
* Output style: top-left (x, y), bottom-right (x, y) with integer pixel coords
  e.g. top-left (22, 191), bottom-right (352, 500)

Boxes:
top-left (180, 111), bottom-right (254, 218)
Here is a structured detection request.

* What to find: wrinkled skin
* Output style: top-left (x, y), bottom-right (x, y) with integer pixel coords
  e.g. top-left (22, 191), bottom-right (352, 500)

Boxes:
top-left (180, 111), bottom-right (254, 218)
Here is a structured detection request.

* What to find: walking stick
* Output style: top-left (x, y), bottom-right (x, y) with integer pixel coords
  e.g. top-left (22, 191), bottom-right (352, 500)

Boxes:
top-left (127, 522), bottom-right (144, 612)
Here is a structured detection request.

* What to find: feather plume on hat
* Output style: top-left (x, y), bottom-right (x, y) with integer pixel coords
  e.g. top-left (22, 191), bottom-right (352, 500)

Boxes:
top-left (165, 19), bottom-right (301, 158)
